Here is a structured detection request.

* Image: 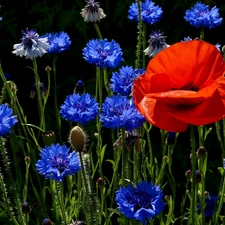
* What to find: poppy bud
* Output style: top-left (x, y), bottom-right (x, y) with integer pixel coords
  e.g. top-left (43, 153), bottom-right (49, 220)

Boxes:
top-left (69, 126), bottom-right (86, 152)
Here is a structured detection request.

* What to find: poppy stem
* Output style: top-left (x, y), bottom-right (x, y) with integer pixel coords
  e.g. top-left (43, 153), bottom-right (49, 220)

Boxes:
top-left (189, 125), bottom-right (197, 224)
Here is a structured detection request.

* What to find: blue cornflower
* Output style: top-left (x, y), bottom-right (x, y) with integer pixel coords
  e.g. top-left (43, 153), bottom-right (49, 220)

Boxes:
top-left (115, 181), bottom-right (165, 224)
top-left (184, 2), bottom-right (222, 28)
top-left (144, 30), bottom-right (170, 57)
top-left (110, 66), bottom-right (145, 96)
top-left (198, 192), bottom-right (218, 219)
top-left (12, 28), bottom-right (49, 60)
top-left (36, 144), bottom-right (81, 182)
top-left (60, 93), bottom-right (99, 125)
top-left (82, 39), bottom-right (124, 69)
top-left (43, 31), bottom-right (71, 53)
top-left (128, 0), bottom-right (163, 25)
top-left (0, 104), bottom-right (18, 137)
top-left (42, 218), bottom-right (53, 225)
top-left (5, 72), bottom-right (11, 80)
top-left (100, 94), bottom-right (145, 131)
top-left (81, 0), bottom-right (106, 22)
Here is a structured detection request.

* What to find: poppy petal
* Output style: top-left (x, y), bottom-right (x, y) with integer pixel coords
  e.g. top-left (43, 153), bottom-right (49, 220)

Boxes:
top-left (170, 88), bottom-right (225, 125)
top-left (146, 40), bottom-right (225, 89)
top-left (146, 81), bottom-right (218, 105)
top-left (137, 96), bottom-right (188, 132)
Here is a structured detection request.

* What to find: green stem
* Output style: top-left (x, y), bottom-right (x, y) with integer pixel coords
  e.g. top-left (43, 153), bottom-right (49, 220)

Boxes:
top-left (121, 129), bottom-right (127, 186)
top-left (0, 169), bottom-right (20, 225)
top-left (142, 24), bottom-right (147, 68)
top-left (144, 122), bottom-right (154, 180)
top-left (94, 22), bottom-right (103, 39)
top-left (23, 158), bottom-right (30, 202)
top-left (213, 172), bottom-right (225, 224)
top-left (79, 152), bottom-right (94, 223)
top-left (32, 59), bottom-right (45, 131)
top-left (103, 68), bottom-right (111, 96)
top-left (52, 55), bottom-right (61, 141)
top-left (135, 0), bottom-right (143, 68)
top-left (190, 125), bottom-right (197, 224)
top-left (200, 27), bottom-right (204, 40)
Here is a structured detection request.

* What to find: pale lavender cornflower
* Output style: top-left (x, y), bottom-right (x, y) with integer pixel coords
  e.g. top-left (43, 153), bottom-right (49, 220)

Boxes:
top-left (81, 0), bottom-right (106, 22)
top-left (144, 30), bottom-right (170, 57)
top-left (12, 28), bottom-right (49, 60)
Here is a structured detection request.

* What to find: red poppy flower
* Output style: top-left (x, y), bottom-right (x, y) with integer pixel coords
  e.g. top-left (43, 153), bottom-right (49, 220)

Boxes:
top-left (133, 40), bottom-right (225, 132)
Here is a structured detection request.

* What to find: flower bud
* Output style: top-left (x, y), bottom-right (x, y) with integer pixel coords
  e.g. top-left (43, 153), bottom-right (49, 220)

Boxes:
top-left (42, 130), bottom-right (56, 146)
top-left (22, 202), bottom-right (31, 214)
top-left (165, 132), bottom-right (176, 145)
top-left (185, 170), bottom-right (192, 179)
top-left (42, 218), bottom-right (53, 225)
top-left (96, 177), bottom-right (106, 189)
top-left (45, 66), bottom-right (52, 71)
top-left (195, 170), bottom-right (202, 183)
top-left (197, 146), bottom-right (207, 158)
top-left (69, 126), bottom-right (86, 152)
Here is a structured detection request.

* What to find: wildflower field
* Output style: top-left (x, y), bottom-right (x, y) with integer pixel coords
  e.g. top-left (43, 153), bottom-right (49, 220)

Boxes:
top-left (1, 0), bottom-right (225, 224)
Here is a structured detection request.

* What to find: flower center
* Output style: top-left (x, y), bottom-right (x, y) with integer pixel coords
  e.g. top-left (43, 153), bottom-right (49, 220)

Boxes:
top-left (50, 154), bottom-right (69, 173)
top-left (98, 49), bottom-right (112, 59)
top-left (172, 81), bottom-right (199, 92)
top-left (129, 190), bottom-right (153, 211)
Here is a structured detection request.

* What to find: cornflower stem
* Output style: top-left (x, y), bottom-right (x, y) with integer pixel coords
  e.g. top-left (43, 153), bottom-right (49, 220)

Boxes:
top-left (103, 68), bottom-right (111, 96)
top-left (94, 22), bottom-right (103, 39)
top-left (79, 152), bottom-right (94, 224)
top-left (190, 125), bottom-right (197, 224)
top-left (121, 129), bottom-right (127, 186)
top-left (50, 180), bottom-right (59, 222)
top-left (143, 122), bottom-right (154, 180)
top-left (133, 142), bottom-right (141, 182)
top-left (166, 144), bottom-right (176, 223)
top-left (52, 55), bottom-right (61, 142)
top-left (216, 121), bottom-right (224, 155)
top-left (135, 0), bottom-right (143, 68)
top-left (107, 144), bottom-right (122, 207)
top-left (200, 27), bottom-right (204, 40)
top-left (213, 172), bottom-right (225, 224)
top-left (32, 59), bottom-right (46, 131)
top-left (96, 67), bottom-right (103, 176)
top-left (98, 187), bottom-right (106, 225)
top-left (24, 214), bottom-right (29, 225)
top-left (23, 157), bottom-right (30, 203)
